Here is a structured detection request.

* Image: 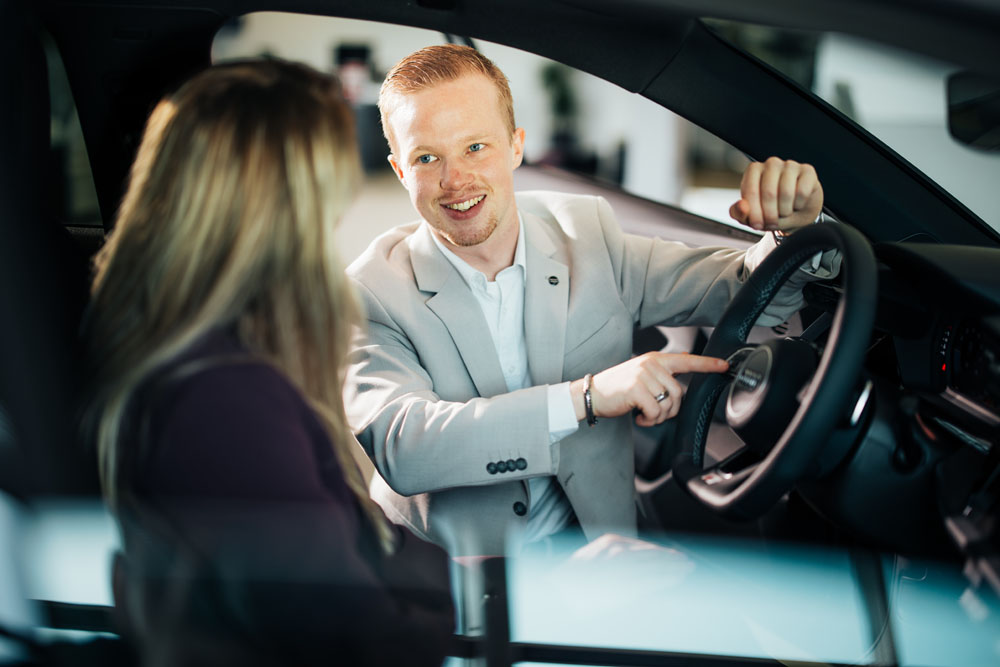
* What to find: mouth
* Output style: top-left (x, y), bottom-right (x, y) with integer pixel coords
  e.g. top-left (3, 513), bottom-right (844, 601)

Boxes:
top-left (442, 195), bottom-right (485, 213)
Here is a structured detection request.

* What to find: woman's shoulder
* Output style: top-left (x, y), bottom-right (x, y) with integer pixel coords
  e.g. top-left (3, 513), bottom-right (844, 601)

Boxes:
top-left (135, 331), bottom-right (337, 501)
top-left (151, 330), bottom-right (303, 416)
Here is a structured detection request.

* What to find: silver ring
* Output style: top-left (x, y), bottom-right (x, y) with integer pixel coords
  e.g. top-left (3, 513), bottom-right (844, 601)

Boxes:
top-left (655, 391), bottom-right (668, 402)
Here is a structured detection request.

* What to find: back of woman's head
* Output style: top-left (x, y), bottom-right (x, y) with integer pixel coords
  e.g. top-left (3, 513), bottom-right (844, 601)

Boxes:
top-left (93, 58), bottom-right (360, 364)
top-left (88, 60), bottom-right (368, 520)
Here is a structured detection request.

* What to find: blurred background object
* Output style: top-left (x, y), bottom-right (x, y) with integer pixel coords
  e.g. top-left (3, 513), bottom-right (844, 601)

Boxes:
top-left (334, 42), bottom-right (387, 173)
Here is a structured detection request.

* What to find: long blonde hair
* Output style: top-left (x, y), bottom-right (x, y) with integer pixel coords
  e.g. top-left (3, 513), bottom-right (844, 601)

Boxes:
top-left (86, 59), bottom-right (395, 551)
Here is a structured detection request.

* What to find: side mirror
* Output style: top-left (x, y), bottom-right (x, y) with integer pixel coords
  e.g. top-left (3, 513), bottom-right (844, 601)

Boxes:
top-left (947, 71), bottom-right (1000, 151)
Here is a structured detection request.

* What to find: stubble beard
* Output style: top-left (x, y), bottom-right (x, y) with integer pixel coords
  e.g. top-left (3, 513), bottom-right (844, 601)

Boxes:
top-left (442, 212), bottom-right (498, 247)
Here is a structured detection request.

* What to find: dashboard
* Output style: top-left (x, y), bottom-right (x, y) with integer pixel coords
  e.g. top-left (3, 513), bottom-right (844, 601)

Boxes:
top-left (876, 243), bottom-right (1000, 450)
top-left (794, 240), bottom-right (999, 570)
top-left (950, 316), bottom-right (1000, 425)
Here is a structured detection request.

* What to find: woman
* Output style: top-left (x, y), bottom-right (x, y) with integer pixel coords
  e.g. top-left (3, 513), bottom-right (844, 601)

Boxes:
top-left (84, 59), bottom-right (454, 665)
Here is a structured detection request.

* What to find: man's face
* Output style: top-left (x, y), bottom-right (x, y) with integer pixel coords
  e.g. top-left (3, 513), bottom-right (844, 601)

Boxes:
top-left (386, 73), bottom-right (525, 250)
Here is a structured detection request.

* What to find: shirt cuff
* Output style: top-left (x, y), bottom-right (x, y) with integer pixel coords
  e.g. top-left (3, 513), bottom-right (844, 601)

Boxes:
top-left (766, 226), bottom-right (840, 278)
top-left (547, 382), bottom-right (579, 444)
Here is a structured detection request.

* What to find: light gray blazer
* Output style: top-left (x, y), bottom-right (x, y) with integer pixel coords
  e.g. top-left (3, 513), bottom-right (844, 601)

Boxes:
top-left (345, 190), bottom-right (819, 556)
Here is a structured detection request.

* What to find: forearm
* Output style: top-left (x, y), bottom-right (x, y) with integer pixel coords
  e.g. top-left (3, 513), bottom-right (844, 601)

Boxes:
top-left (630, 238), bottom-right (751, 329)
top-left (354, 384), bottom-right (557, 496)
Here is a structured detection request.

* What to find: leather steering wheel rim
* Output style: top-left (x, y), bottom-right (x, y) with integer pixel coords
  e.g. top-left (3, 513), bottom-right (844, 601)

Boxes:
top-left (670, 223), bottom-right (877, 519)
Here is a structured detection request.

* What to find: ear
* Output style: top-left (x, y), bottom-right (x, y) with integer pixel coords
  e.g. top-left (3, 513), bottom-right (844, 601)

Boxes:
top-left (511, 127), bottom-right (526, 170)
top-left (387, 154), bottom-right (407, 185)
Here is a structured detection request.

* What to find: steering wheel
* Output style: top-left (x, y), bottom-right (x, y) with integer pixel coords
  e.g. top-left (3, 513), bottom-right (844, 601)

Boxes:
top-left (669, 222), bottom-right (877, 519)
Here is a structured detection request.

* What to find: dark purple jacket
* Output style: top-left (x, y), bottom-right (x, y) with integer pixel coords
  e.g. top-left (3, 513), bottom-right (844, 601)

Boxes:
top-left (116, 331), bottom-right (455, 666)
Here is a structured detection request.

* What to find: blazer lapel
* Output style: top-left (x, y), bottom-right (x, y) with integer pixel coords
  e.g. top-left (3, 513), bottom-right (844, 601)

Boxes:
top-left (523, 213), bottom-right (569, 384)
top-left (409, 224), bottom-right (509, 399)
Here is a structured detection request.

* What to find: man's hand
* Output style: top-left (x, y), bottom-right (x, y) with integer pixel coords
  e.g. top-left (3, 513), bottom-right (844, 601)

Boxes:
top-left (572, 352), bottom-right (728, 427)
top-left (567, 533), bottom-right (664, 561)
top-left (729, 157), bottom-right (823, 233)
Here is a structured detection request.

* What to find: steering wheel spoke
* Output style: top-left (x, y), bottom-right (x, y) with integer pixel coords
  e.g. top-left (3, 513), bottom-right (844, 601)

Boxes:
top-left (689, 462), bottom-right (759, 506)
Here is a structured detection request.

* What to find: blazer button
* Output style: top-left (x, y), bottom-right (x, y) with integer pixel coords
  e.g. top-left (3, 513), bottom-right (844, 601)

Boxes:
top-left (497, 460), bottom-right (508, 473)
top-left (515, 457), bottom-right (527, 470)
top-left (513, 501), bottom-right (527, 516)
top-left (506, 459), bottom-right (516, 471)
top-left (548, 275), bottom-right (559, 285)
top-left (486, 462), bottom-right (498, 475)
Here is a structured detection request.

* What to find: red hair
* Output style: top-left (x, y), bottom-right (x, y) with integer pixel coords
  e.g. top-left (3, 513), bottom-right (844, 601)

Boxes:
top-left (378, 44), bottom-right (515, 150)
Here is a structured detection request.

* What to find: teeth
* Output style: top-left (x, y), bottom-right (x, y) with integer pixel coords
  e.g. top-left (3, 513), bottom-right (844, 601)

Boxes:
top-left (445, 195), bottom-right (484, 211)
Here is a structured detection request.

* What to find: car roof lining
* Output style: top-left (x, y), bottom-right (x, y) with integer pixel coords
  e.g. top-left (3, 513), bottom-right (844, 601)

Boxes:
top-left (559, 0), bottom-right (1000, 78)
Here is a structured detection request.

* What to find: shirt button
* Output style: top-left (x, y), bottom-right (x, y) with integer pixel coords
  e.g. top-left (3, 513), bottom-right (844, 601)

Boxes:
top-left (486, 462), bottom-right (498, 475)
top-left (516, 458), bottom-right (527, 470)
top-left (513, 501), bottom-right (527, 516)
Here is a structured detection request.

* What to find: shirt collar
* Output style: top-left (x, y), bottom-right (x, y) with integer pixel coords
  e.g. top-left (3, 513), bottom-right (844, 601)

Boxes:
top-left (428, 214), bottom-right (526, 289)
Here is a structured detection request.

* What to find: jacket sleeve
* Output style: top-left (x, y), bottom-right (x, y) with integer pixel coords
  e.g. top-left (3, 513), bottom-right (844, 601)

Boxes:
top-left (586, 195), bottom-right (838, 329)
top-left (344, 280), bottom-right (558, 497)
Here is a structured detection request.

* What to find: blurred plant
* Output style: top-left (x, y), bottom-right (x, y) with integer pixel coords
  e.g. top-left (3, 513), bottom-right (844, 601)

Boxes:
top-left (539, 62), bottom-right (598, 174)
top-left (540, 62), bottom-right (578, 136)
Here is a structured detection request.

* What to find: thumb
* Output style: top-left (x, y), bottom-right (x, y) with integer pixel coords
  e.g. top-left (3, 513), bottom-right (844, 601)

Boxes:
top-left (729, 199), bottom-right (749, 224)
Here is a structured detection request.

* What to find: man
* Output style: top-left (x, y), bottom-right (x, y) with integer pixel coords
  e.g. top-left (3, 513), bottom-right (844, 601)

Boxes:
top-left (345, 44), bottom-right (833, 558)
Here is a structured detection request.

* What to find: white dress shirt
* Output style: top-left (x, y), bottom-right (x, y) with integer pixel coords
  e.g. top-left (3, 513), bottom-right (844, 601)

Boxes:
top-left (430, 217), bottom-right (577, 543)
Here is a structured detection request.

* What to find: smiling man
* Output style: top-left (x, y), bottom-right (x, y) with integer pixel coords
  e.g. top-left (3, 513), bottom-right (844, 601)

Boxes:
top-left (344, 44), bottom-right (832, 558)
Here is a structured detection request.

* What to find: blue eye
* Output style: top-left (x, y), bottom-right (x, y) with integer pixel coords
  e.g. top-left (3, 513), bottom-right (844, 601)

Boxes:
top-left (417, 154), bottom-right (437, 164)
top-left (469, 143), bottom-right (485, 152)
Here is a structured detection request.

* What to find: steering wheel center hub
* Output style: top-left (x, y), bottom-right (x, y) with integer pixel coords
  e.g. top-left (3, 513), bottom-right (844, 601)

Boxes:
top-left (726, 338), bottom-right (819, 453)
top-left (727, 346), bottom-right (774, 426)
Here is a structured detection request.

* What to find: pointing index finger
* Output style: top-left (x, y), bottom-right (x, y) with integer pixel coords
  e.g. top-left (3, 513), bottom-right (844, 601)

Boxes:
top-left (660, 353), bottom-right (729, 375)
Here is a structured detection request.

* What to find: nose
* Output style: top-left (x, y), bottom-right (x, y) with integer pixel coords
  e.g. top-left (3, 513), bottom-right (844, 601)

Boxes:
top-left (439, 159), bottom-right (472, 191)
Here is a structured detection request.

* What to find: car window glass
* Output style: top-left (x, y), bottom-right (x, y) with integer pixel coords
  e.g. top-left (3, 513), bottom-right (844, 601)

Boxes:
top-left (706, 20), bottom-right (1000, 233)
top-left (43, 32), bottom-right (102, 228)
top-left (212, 12), bottom-right (753, 264)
